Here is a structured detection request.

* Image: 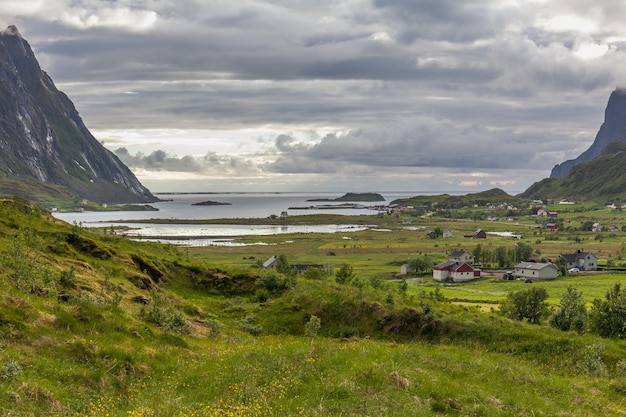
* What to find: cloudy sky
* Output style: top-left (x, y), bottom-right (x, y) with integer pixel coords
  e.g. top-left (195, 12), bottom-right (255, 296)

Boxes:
top-left (2, 1), bottom-right (625, 194)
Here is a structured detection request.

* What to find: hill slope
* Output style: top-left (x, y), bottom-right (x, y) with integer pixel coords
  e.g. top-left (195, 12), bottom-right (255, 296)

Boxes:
top-left (1, 200), bottom-right (626, 415)
top-left (521, 141), bottom-right (626, 201)
top-left (0, 26), bottom-right (156, 204)
top-left (551, 88), bottom-right (626, 178)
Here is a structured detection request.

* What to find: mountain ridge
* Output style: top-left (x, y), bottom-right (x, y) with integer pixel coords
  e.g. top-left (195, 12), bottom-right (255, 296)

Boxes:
top-left (0, 25), bottom-right (156, 204)
top-left (521, 141), bottom-right (626, 200)
top-left (550, 88), bottom-right (626, 178)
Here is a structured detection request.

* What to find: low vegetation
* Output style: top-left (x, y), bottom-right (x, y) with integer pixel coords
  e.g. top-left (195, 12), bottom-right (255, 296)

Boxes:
top-left (2, 196), bottom-right (626, 415)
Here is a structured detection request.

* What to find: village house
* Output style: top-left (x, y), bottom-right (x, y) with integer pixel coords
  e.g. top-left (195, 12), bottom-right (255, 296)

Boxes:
top-left (432, 261), bottom-right (481, 282)
top-left (400, 264), bottom-right (414, 275)
top-left (443, 228), bottom-right (453, 238)
top-left (592, 223), bottom-right (602, 232)
top-left (290, 263), bottom-right (325, 274)
top-left (544, 222), bottom-right (558, 231)
top-left (513, 262), bottom-right (558, 280)
top-left (263, 255), bottom-right (278, 269)
top-left (561, 250), bottom-right (598, 271)
top-left (447, 249), bottom-right (475, 265)
top-left (472, 229), bottom-right (487, 239)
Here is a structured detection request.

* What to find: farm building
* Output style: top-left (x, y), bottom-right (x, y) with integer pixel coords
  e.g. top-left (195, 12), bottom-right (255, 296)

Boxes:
top-left (472, 229), bottom-right (487, 239)
top-left (433, 261), bottom-right (480, 282)
top-left (513, 262), bottom-right (558, 280)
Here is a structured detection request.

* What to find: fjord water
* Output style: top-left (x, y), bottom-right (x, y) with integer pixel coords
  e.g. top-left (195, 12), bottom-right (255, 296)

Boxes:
top-left (52, 192), bottom-right (419, 245)
top-left (54, 192), bottom-right (418, 223)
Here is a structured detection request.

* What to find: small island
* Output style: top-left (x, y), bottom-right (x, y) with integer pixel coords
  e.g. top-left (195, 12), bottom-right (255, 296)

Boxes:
top-left (191, 200), bottom-right (232, 206)
top-left (307, 192), bottom-right (385, 202)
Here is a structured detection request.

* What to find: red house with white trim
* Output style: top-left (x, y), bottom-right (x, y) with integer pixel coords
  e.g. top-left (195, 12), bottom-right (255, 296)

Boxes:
top-left (433, 261), bottom-right (481, 282)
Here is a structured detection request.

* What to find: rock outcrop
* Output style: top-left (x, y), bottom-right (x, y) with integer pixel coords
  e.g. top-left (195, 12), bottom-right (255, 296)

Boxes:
top-left (0, 26), bottom-right (157, 203)
top-left (551, 88), bottom-right (626, 178)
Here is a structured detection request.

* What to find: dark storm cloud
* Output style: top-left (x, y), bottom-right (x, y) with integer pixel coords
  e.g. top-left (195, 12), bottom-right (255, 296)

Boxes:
top-left (2, 0), bottom-right (626, 191)
top-left (268, 115), bottom-right (556, 174)
top-left (115, 148), bottom-right (203, 172)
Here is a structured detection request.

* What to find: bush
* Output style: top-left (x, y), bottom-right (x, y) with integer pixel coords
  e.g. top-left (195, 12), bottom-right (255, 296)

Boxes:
top-left (335, 263), bottom-right (354, 284)
top-left (589, 283), bottom-right (626, 339)
top-left (240, 315), bottom-right (263, 335)
top-left (0, 359), bottom-right (22, 381)
top-left (500, 287), bottom-right (549, 324)
top-left (548, 285), bottom-right (587, 334)
top-left (578, 343), bottom-right (608, 377)
top-left (144, 290), bottom-right (189, 333)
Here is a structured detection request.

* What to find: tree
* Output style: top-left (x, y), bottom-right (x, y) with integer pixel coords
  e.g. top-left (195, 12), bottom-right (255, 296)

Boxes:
top-left (548, 285), bottom-right (587, 334)
top-left (335, 263), bottom-right (354, 284)
top-left (473, 243), bottom-right (483, 265)
top-left (408, 255), bottom-right (433, 274)
top-left (494, 246), bottom-right (510, 268)
top-left (515, 242), bottom-right (533, 262)
top-left (554, 256), bottom-right (567, 276)
top-left (275, 254), bottom-right (292, 275)
top-left (589, 283), bottom-right (626, 339)
top-left (305, 315), bottom-right (321, 343)
top-left (500, 287), bottom-right (549, 324)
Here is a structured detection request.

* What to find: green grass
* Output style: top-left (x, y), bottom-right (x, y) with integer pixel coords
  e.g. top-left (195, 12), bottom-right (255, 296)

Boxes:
top-left (4, 198), bottom-right (626, 415)
top-left (410, 274), bottom-right (626, 306)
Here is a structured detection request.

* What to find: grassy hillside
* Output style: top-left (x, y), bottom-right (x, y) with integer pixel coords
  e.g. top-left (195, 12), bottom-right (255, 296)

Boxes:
top-left (521, 141), bottom-right (626, 201)
top-left (1, 198), bottom-right (626, 415)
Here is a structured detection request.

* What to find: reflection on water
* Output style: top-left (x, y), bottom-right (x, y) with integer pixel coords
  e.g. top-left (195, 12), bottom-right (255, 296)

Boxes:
top-left (101, 222), bottom-right (371, 247)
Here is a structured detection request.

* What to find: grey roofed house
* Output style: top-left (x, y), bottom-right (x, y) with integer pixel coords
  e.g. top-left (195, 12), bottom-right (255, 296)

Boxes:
top-left (514, 262), bottom-right (558, 280)
top-left (560, 250), bottom-right (598, 271)
top-left (263, 255), bottom-right (278, 269)
top-left (447, 250), bottom-right (475, 265)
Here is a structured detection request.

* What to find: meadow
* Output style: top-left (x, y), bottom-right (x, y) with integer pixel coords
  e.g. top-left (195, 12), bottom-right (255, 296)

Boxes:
top-left (3, 197), bottom-right (626, 416)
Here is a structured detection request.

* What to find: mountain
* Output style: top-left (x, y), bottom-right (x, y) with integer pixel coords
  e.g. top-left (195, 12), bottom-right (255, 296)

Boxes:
top-left (550, 88), bottom-right (626, 178)
top-left (0, 25), bottom-right (156, 204)
top-left (521, 141), bottom-right (626, 201)
top-left (391, 187), bottom-right (524, 208)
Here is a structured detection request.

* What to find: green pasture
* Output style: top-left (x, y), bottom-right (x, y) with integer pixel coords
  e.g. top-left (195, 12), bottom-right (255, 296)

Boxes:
top-left (408, 273), bottom-right (626, 306)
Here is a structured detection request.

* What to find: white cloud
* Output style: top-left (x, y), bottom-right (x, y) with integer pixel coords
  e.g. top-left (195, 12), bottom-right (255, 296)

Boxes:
top-left (2, 0), bottom-right (626, 193)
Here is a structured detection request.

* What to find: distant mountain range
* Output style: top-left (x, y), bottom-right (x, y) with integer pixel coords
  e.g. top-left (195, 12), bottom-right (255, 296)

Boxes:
top-left (0, 26), bottom-right (156, 204)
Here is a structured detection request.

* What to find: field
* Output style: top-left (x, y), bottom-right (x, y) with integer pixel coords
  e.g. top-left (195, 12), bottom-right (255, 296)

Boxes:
top-left (4, 198), bottom-right (626, 416)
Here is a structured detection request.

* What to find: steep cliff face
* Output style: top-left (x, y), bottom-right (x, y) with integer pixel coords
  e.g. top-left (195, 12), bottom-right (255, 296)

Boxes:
top-left (551, 88), bottom-right (626, 178)
top-left (0, 25), bottom-right (156, 204)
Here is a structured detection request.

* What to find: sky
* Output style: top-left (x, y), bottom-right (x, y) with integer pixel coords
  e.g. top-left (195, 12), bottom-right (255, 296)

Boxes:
top-left (2, 0), bottom-right (626, 194)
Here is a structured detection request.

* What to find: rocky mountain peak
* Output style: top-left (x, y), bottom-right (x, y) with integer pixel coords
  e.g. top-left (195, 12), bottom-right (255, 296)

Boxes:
top-left (0, 26), bottom-right (157, 204)
top-left (550, 88), bottom-right (626, 178)
top-left (2, 25), bottom-right (21, 37)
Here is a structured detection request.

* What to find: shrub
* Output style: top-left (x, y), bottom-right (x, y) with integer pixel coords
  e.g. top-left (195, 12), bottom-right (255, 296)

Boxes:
top-left (589, 283), bottom-right (626, 339)
top-left (500, 287), bottom-right (549, 324)
top-left (0, 359), bottom-right (22, 381)
top-left (335, 263), bottom-right (354, 284)
top-left (578, 343), bottom-right (608, 378)
top-left (304, 315), bottom-right (321, 342)
top-left (255, 288), bottom-right (270, 303)
top-left (144, 290), bottom-right (189, 333)
top-left (240, 315), bottom-right (263, 335)
top-left (548, 285), bottom-right (587, 334)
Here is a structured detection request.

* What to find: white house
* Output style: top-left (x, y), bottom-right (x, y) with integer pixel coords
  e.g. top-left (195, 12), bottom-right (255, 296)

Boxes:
top-left (447, 250), bottom-right (475, 265)
top-left (561, 250), bottom-right (598, 271)
top-left (513, 262), bottom-right (558, 280)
